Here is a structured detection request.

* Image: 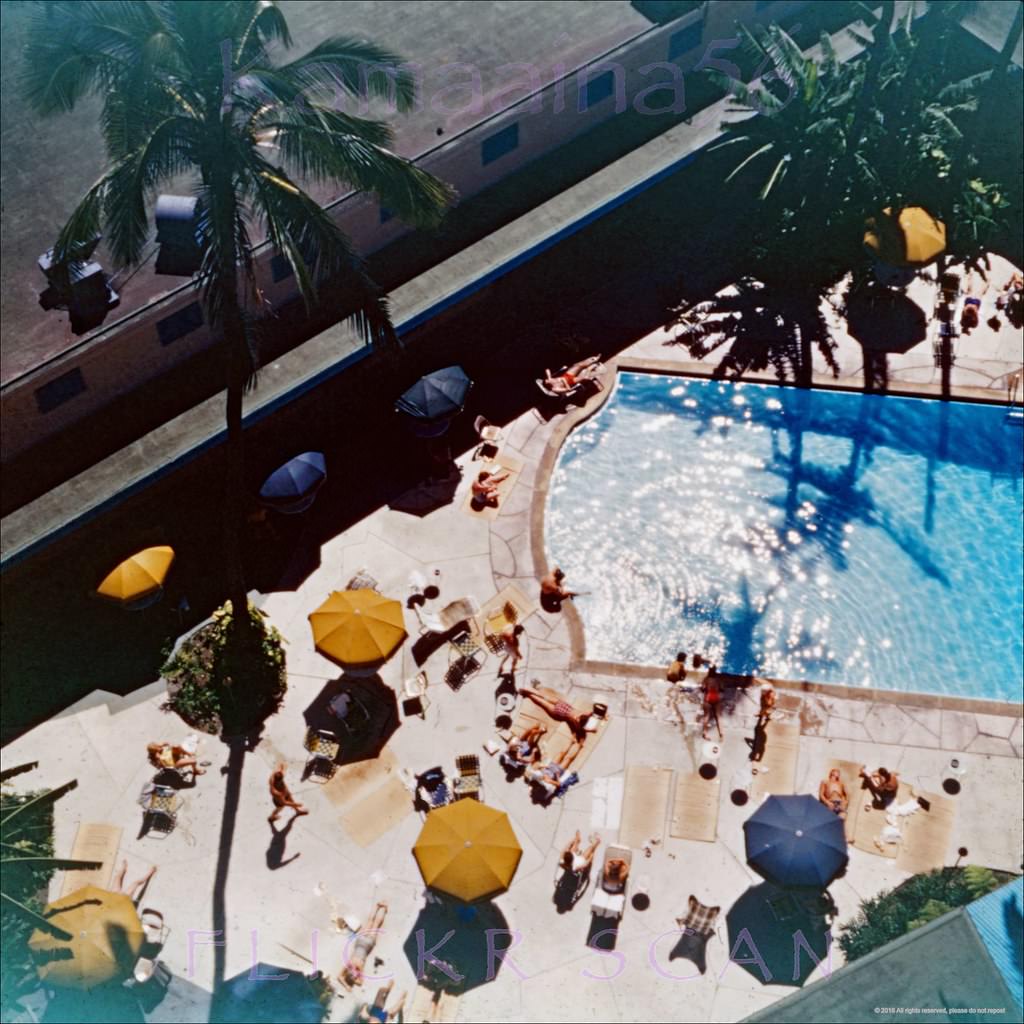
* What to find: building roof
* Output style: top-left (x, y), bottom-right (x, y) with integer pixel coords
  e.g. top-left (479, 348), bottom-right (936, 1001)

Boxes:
top-left (745, 879), bottom-right (1024, 1024)
top-left (965, 876), bottom-right (1024, 1011)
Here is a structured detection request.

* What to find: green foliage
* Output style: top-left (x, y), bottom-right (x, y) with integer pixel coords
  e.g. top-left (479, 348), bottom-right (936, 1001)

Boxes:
top-left (838, 866), bottom-right (1013, 962)
top-left (162, 601), bottom-right (288, 736)
top-left (1, 768), bottom-right (87, 1018)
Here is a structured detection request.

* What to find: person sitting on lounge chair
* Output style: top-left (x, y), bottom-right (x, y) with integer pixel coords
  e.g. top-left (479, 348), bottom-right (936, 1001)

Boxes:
top-left (561, 830), bottom-right (600, 874)
top-left (544, 355), bottom-right (604, 393)
top-left (501, 724), bottom-right (545, 770)
top-left (147, 742), bottom-right (205, 776)
top-left (339, 901), bottom-right (388, 989)
top-left (603, 856), bottom-right (629, 892)
top-left (525, 739), bottom-right (583, 790)
top-left (471, 470), bottom-right (509, 509)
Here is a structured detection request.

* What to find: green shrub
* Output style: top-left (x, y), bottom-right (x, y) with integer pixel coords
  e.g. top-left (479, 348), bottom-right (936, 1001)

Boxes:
top-left (1, 788), bottom-right (56, 1016)
top-left (162, 601), bottom-right (287, 736)
top-left (838, 866), bottom-right (1015, 962)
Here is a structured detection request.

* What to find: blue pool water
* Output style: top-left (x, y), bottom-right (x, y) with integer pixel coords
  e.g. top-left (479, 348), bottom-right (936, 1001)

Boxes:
top-left (547, 374), bottom-right (1024, 699)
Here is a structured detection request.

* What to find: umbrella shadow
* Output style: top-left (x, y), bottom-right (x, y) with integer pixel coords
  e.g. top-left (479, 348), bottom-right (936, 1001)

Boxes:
top-left (213, 963), bottom-right (326, 1023)
top-left (387, 468), bottom-right (462, 517)
top-left (725, 882), bottom-right (836, 988)
top-left (402, 900), bottom-right (511, 993)
top-left (42, 983), bottom-right (146, 1023)
top-left (844, 282), bottom-right (928, 354)
top-left (302, 674), bottom-right (399, 766)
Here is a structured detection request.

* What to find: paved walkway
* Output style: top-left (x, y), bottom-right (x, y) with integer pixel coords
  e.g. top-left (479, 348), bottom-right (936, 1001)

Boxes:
top-left (4, 327), bottom-right (1021, 1023)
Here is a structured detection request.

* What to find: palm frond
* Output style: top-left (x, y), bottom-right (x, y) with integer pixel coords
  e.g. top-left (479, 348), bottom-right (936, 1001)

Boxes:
top-left (0, 781), bottom-right (78, 829)
top-left (274, 36), bottom-right (419, 111)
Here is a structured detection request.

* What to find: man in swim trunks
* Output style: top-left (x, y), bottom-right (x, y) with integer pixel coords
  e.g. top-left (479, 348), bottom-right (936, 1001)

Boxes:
top-left (268, 762), bottom-right (308, 824)
top-left (358, 980), bottom-right (405, 1023)
top-left (540, 566), bottom-right (578, 611)
top-left (819, 768), bottom-right (849, 821)
top-left (518, 686), bottom-right (590, 736)
top-left (861, 765), bottom-right (899, 808)
top-left (543, 355), bottom-right (604, 393)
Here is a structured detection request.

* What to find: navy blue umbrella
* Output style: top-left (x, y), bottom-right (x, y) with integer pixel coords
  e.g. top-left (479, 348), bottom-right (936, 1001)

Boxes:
top-left (214, 964), bottom-right (326, 1023)
top-left (743, 795), bottom-right (848, 888)
top-left (396, 366), bottom-right (472, 425)
top-left (259, 452), bottom-right (326, 513)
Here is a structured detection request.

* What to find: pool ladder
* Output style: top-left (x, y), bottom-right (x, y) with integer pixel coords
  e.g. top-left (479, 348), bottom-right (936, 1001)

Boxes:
top-left (1007, 372), bottom-right (1023, 425)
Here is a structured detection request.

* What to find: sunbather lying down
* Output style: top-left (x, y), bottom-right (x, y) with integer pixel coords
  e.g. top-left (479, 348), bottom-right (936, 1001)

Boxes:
top-left (339, 901), bottom-right (388, 989)
top-left (518, 687), bottom-right (591, 736)
top-left (544, 355), bottom-right (604, 393)
top-left (525, 739), bottom-right (582, 790)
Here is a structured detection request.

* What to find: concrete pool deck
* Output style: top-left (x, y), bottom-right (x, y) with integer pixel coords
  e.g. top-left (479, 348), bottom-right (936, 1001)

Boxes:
top-left (3, 328), bottom-right (1021, 1023)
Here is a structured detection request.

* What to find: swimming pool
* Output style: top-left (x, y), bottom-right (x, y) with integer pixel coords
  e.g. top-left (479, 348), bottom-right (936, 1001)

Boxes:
top-left (546, 373), bottom-right (1024, 700)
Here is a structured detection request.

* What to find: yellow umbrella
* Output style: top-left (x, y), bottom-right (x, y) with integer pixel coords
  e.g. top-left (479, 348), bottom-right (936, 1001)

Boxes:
top-left (864, 206), bottom-right (946, 267)
top-left (95, 546), bottom-right (175, 605)
top-left (308, 589), bottom-right (407, 667)
top-left (413, 800), bottom-right (522, 902)
top-left (29, 885), bottom-right (144, 989)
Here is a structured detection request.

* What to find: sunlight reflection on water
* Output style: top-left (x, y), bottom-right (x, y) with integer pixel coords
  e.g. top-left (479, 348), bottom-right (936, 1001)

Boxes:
top-left (546, 374), bottom-right (1024, 698)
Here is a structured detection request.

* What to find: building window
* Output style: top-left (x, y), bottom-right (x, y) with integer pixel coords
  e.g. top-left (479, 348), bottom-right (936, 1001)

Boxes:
top-left (156, 301), bottom-right (204, 346)
top-left (668, 20), bottom-right (703, 62)
top-left (271, 253), bottom-right (294, 282)
top-left (35, 367), bottom-right (86, 413)
top-left (481, 123), bottom-right (519, 166)
top-left (582, 69), bottom-right (616, 109)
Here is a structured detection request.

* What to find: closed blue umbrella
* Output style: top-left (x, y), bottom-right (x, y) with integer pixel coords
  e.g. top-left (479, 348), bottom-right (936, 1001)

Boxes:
top-left (743, 795), bottom-right (847, 889)
top-left (259, 452), bottom-right (326, 513)
top-left (396, 366), bottom-right (472, 427)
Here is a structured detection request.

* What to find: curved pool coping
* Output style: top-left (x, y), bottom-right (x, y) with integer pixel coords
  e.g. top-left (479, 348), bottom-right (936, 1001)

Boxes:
top-left (528, 357), bottom-right (1023, 719)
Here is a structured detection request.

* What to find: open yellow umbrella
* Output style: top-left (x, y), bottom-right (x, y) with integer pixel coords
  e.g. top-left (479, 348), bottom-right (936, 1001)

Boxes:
top-left (29, 885), bottom-right (144, 989)
top-left (308, 589), bottom-right (407, 667)
top-left (413, 800), bottom-right (522, 902)
top-left (95, 546), bottom-right (175, 606)
top-left (864, 206), bottom-right (946, 267)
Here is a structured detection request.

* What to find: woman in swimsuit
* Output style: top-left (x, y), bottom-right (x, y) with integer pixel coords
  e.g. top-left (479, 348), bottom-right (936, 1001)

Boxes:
top-left (960, 272), bottom-right (989, 332)
top-left (560, 830), bottom-right (601, 874)
top-left (147, 742), bottom-right (204, 775)
top-left (504, 724), bottom-right (546, 766)
top-left (339, 901), bottom-right (388, 989)
top-left (701, 667), bottom-right (723, 740)
top-left (603, 857), bottom-right (629, 892)
top-left (525, 739), bottom-right (583, 787)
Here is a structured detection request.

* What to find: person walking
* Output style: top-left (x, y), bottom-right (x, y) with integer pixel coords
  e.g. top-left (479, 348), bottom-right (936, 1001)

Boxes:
top-left (268, 762), bottom-right (308, 824)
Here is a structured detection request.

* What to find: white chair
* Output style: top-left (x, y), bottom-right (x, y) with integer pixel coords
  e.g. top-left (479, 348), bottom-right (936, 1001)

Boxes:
top-left (473, 416), bottom-right (503, 460)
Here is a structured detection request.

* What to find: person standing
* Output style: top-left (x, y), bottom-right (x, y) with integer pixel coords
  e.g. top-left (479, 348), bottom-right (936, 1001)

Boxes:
top-left (268, 762), bottom-right (308, 824)
top-left (498, 623), bottom-right (525, 675)
top-left (701, 666), bottom-right (723, 741)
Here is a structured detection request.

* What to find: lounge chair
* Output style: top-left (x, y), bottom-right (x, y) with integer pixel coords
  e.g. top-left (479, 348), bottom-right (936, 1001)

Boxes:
top-left (415, 767), bottom-right (453, 813)
top-left (536, 375), bottom-right (586, 402)
top-left (553, 858), bottom-right (592, 912)
top-left (669, 896), bottom-right (720, 974)
top-left (346, 568), bottom-right (379, 591)
top-left (473, 416), bottom-right (503, 461)
top-left (453, 755), bottom-right (482, 801)
top-left (591, 845), bottom-right (631, 920)
top-left (303, 728), bottom-right (340, 781)
top-left (402, 672), bottom-right (431, 719)
top-left (131, 908), bottom-right (172, 988)
top-left (143, 786), bottom-right (180, 837)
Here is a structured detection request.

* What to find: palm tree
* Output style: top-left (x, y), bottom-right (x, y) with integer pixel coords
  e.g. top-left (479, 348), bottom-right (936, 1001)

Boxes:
top-left (21, 1), bottom-right (454, 631)
top-left (1, 762), bottom-right (101, 934)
